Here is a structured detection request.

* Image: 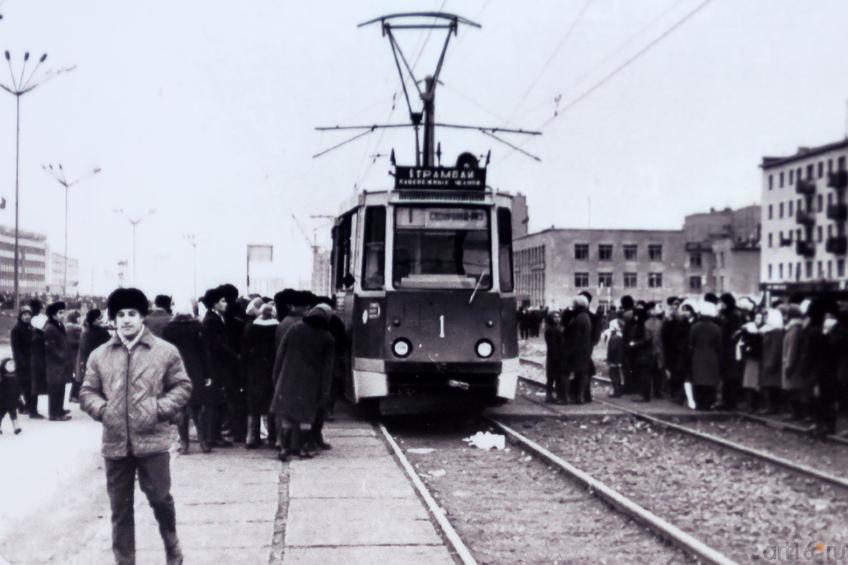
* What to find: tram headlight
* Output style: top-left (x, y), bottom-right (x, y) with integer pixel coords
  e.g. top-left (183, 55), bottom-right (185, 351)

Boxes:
top-left (392, 338), bottom-right (412, 358)
top-left (475, 339), bottom-right (494, 359)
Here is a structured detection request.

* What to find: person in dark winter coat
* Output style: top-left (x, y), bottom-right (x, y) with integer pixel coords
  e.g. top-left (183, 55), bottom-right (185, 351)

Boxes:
top-left (29, 299), bottom-right (49, 418)
top-left (625, 307), bottom-right (653, 402)
top-left (781, 305), bottom-right (805, 419)
top-left (543, 311), bottom-right (564, 403)
top-left (241, 303), bottom-right (278, 449)
top-left (144, 295), bottom-right (173, 337)
top-left (567, 295), bottom-right (594, 404)
top-left (270, 305), bottom-right (335, 461)
top-left (0, 358), bottom-right (22, 434)
top-left (163, 301), bottom-right (212, 454)
top-left (662, 298), bottom-right (690, 401)
top-left (800, 300), bottom-right (830, 431)
top-left (10, 307), bottom-right (35, 416)
top-left (717, 293), bottom-right (745, 410)
top-left (739, 311), bottom-right (764, 412)
top-left (306, 301), bottom-right (340, 451)
top-left (759, 308), bottom-right (785, 414)
top-left (689, 302), bottom-right (723, 409)
top-left (76, 309), bottom-right (112, 384)
top-left (43, 301), bottom-right (71, 421)
top-left (201, 287), bottom-right (236, 447)
top-left (66, 310), bottom-right (83, 402)
top-left (219, 283), bottom-right (248, 444)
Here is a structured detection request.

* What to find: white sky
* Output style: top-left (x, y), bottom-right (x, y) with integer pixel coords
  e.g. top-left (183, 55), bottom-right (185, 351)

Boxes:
top-left (0, 0), bottom-right (847, 298)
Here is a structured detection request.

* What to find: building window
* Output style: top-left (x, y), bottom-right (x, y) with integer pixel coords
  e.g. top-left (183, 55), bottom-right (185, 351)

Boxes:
top-left (798, 198), bottom-right (803, 211)
top-left (838, 260), bottom-right (845, 277)
top-left (806, 261), bottom-right (813, 278)
top-left (779, 264), bottom-right (784, 279)
top-left (789, 169), bottom-right (794, 184)
top-left (818, 161), bottom-right (824, 178)
top-left (623, 272), bottom-right (637, 288)
top-left (829, 159), bottom-right (834, 173)
top-left (574, 272), bottom-right (589, 287)
top-left (574, 244), bottom-right (589, 260)
top-left (807, 164), bottom-right (814, 179)
top-left (648, 244), bottom-right (663, 261)
top-left (768, 264), bottom-right (773, 279)
top-left (818, 194), bottom-right (824, 212)
top-left (829, 224), bottom-right (834, 238)
top-left (768, 204), bottom-right (773, 220)
top-left (818, 261), bottom-right (824, 278)
top-left (829, 192), bottom-right (834, 207)
top-left (779, 202), bottom-right (784, 218)
top-left (690, 252), bottom-right (702, 268)
top-left (689, 275), bottom-right (702, 291)
top-left (796, 228), bottom-right (802, 241)
top-left (817, 225), bottom-right (823, 242)
top-left (769, 175), bottom-right (773, 190)
top-left (623, 244), bottom-right (638, 260)
top-left (780, 171), bottom-right (785, 187)
top-left (598, 272), bottom-right (613, 288)
top-left (788, 200), bottom-right (794, 216)
top-left (828, 260), bottom-right (833, 278)
top-left (648, 272), bottom-right (663, 288)
top-left (598, 244), bottom-right (613, 261)
top-left (797, 167), bottom-right (802, 181)
top-left (840, 156), bottom-right (846, 171)
top-left (795, 262), bottom-right (801, 281)
top-left (768, 233), bottom-right (773, 248)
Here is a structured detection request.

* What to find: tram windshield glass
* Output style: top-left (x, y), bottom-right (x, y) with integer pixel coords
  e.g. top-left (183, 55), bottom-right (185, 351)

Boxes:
top-left (393, 206), bottom-right (492, 290)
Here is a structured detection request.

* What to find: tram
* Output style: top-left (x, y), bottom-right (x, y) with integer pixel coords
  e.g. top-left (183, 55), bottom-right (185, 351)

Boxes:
top-left (330, 155), bottom-right (520, 409)
top-left (319, 12), bottom-right (536, 411)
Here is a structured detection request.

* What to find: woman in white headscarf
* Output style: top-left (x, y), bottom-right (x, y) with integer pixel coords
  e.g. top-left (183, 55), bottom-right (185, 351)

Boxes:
top-left (758, 307), bottom-right (785, 414)
top-left (688, 301), bottom-right (722, 409)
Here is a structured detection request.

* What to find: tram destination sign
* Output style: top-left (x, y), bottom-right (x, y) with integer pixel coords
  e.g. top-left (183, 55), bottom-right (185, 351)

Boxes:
top-left (394, 165), bottom-right (486, 191)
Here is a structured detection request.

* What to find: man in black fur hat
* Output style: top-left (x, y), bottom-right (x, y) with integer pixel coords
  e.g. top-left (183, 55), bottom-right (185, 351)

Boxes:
top-left (44, 301), bottom-right (71, 420)
top-left (80, 288), bottom-right (191, 565)
top-left (201, 287), bottom-right (237, 447)
top-left (216, 283), bottom-right (248, 443)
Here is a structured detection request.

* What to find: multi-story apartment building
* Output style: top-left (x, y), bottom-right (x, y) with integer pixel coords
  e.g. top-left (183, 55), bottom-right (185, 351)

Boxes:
top-left (760, 138), bottom-right (848, 295)
top-left (47, 252), bottom-right (80, 295)
top-left (0, 225), bottom-right (48, 295)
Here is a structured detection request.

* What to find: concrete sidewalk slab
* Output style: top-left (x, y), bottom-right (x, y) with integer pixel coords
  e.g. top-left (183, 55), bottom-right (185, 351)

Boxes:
top-left (283, 545), bottom-right (455, 565)
top-left (288, 466), bottom-right (415, 499)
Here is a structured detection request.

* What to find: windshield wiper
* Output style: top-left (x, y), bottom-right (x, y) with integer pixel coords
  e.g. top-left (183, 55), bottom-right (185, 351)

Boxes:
top-left (468, 269), bottom-right (487, 305)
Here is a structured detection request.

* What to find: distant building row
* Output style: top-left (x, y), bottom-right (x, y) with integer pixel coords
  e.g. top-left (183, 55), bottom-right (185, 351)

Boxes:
top-left (0, 224), bottom-right (80, 296)
top-left (513, 205), bottom-right (761, 309)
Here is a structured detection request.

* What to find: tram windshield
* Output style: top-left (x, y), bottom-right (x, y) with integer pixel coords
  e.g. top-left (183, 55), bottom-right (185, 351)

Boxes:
top-left (393, 206), bottom-right (492, 290)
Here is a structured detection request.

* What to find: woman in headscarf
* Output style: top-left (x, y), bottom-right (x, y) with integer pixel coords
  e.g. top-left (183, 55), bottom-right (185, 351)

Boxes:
top-left (758, 307), bottom-right (785, 414)
top-left (10, 307), bottom-right (34, 416)
top-left (543, 310), bottom-right (564, 403)
top-left (163, 299), bottom-right (211, 454)
top-left (270, 304), bottom-right (335, 461)
top-left (689, 301), bottom-right (723, 410)
top-left (241, 302), bottom-right (278, 449)
top-left (739, 309), bottom-right (764, 412)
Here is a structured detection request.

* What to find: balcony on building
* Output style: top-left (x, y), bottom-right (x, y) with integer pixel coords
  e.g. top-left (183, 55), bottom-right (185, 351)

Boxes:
top-left (827, 202), bottom-right (848, 222)
top-left (826, 236), bottom-right (847, 255)
top-left (795, 209), bottom-right (815, 226)
top-left (828, 170), bottom-right (848, 190)
top-left (795, 178), bottom-right (816, 196)
top-left (796, 240), bottom-right (815, 258)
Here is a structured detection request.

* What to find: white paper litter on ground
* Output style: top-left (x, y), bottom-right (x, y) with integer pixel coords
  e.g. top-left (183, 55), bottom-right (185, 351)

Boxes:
top-left (407, 448), bottom-right (435, 455)
top-left (429, 469), bottom-right (446, 478)
top-left (463, 431), bottom-right (505, 450)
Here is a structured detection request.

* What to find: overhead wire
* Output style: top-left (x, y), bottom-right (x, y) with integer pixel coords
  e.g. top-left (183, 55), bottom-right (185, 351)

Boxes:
top-left (502, 0), bottom-right (716, 162)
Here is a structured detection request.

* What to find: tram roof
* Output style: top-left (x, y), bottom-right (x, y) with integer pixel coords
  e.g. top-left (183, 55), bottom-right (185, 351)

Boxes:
top-left (336, 188), bottom-right (515, 216)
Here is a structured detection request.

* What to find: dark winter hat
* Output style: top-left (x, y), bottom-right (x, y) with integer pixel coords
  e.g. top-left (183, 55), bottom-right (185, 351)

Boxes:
top-left (578, 290), bottom-right (593, 304)
top-left (85, 308), bottom-right (102, 325)
top-left (66, 310), bottom-right (81, 324)
top-left (719, 293), bottom-right (736, 309)
top-left (703, 292), bottom-right (719, 305)
top-left (218, 283), bottom-right (239, 304)
top-left (290, 290), bottom-right (313, 307)
top-left (46, 301), bottom-right (66, 318)
top-left (202, 287), bottom-right (224, 309)
top-left (788, 292), bottom-right (804, 305)
top-left (620, 295), bottom-right (635, 310)
top-left (154, 294), bottom-right (172, 310)
top-left (28, 298), bottom-right (44, 315)
top-left (107, 288), bottom-right (149, 320)
top-left (666, 296), bottom-right (680, 306)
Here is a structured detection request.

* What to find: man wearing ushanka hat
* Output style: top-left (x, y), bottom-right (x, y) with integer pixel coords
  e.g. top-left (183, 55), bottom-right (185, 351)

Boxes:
top-left (81, 287), bottom-right (192, 565)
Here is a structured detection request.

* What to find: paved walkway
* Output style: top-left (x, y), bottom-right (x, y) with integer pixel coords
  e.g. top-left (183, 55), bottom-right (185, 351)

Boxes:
top-left (279, 422), bottom-right (454, 565)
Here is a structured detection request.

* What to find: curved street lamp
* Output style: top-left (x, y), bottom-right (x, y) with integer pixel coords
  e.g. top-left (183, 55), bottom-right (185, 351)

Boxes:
top-left (113, 208), bottom-right (156, 285)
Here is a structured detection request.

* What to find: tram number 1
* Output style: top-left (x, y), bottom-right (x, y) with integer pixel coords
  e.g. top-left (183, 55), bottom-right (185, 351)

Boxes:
top-left (439, 315), bottom-right (445, 339)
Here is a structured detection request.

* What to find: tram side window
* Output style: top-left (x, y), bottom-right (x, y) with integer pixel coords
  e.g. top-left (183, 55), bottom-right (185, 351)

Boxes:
top-left (333, 213), bottom-right (353, 290)
top-left (362, 207), bottom-right (386, 290)
top-left (498, 208), bottom-right (514, 292)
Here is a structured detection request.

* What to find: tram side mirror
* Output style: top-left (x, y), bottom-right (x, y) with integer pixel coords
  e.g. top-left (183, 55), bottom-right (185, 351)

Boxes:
top-left (342, 273), bottom-right (355, 288)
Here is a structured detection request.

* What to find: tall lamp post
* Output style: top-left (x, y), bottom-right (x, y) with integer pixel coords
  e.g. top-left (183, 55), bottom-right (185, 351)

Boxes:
top-left (184, 233), bottom-right (198, 298)
top-left (0, 51), bottom-right (75, 311)
top-left (113, 208), bottom-right (156, 286)
top-left (42, 163), bottom-right (101, 296)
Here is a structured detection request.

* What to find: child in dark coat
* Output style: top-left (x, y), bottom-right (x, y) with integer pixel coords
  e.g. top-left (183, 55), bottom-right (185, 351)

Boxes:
top-left (0, 358), bottom-right (22, 434)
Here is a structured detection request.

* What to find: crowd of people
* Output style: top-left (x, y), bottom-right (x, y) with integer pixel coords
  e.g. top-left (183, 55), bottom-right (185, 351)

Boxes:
top-left (542, 291), bottom-right (848, 437)
top-left (0, 284), bottom-right (346, 460)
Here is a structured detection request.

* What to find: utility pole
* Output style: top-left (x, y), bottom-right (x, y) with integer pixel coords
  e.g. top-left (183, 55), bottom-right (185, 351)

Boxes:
top-left (113, 209), bottom-right (156, 285)
top-left (1, 51), bottom-right (75, 310)
top-left (42, 163), bottom-right (101, 296)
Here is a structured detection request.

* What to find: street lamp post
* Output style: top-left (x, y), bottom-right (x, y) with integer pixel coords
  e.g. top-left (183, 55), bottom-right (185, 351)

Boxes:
top-left (114, 209), bottom-right (156, 286)
top-left (0, 51), bottom-right (75, 311)
top-left (42, 163), bottom-right (101, 296)
top-left (184, 233), bottom-right (197, 298)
